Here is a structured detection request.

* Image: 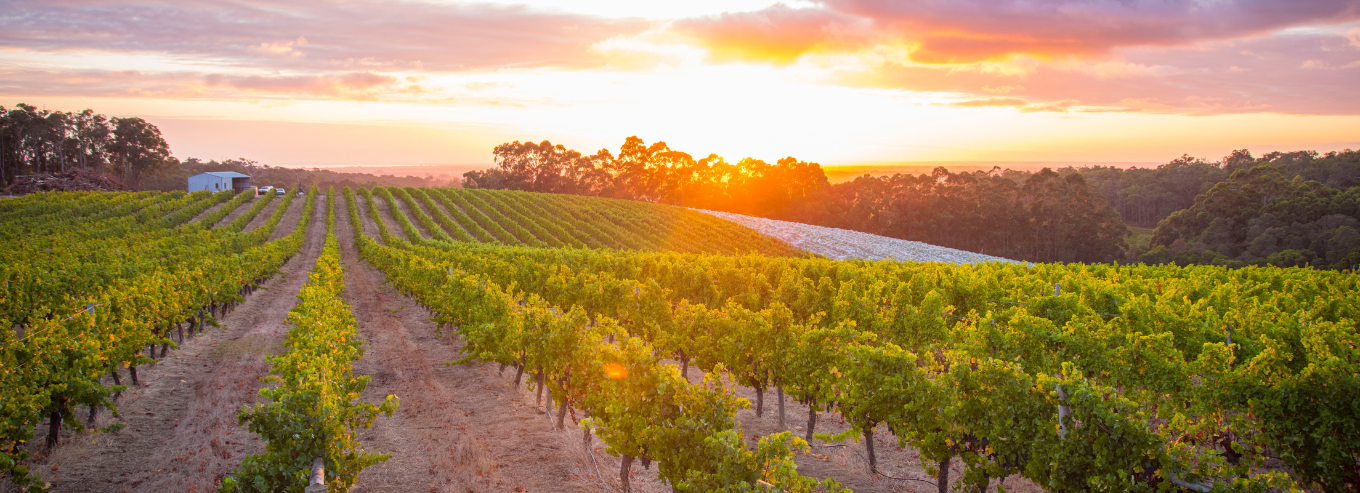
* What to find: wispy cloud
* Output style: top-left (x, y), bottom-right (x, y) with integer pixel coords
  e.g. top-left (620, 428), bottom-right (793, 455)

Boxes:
top-left (0, 0), bottom-right (649, 71)
top-left (947, 97), bottom-right (1078, 112)
top-left (949, 97), bottom-right (1029, 107)
top-left (203, 72), bottom-right (401, 99)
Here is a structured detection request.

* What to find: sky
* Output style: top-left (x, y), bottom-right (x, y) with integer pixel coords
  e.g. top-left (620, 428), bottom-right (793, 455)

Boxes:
top-left (2, 0), bottom-right (1359, 168)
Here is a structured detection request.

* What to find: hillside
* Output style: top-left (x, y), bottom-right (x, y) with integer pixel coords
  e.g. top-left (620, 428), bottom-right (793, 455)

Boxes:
top-left (356, 186), bottom-right (804, 257)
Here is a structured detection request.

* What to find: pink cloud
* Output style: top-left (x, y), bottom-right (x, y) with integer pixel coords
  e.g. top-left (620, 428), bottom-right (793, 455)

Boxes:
top-left (0, 0), bottom-right (648, 71)
top-left (841, 30), bottom-right (1360, 115)
top-left (0, 66), bottom-right (422, 102)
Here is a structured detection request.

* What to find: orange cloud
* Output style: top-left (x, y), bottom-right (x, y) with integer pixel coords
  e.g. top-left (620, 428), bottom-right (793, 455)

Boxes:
top-left (671, 5), bottom-right (882, 64)
top-left (668, 1), bottom-right (1360, 64)
top-left (949, 97), bottom-right (1028, 107)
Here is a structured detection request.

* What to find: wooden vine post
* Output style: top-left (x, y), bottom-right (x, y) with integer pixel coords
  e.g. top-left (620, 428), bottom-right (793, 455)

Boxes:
top-left (305, 457), bottom-right (326, 493)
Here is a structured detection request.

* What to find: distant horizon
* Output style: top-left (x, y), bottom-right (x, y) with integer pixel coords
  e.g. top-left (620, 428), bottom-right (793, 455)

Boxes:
top-left (268, 160), bottom-right (1162, 168)
top-left (255, 160), bottom-right (1168, 174)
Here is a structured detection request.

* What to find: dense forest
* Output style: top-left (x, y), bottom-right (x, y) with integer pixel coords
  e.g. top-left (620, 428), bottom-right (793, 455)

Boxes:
top-left (1141, 160), bottom-right (1360, 269)
top-left (466, 137), bottom-right (1360, 266)
top-left (0, 104), bottom-right (451, 192)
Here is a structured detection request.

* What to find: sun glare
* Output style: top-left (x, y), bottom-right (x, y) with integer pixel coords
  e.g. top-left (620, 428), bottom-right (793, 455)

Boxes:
top-left (603, 362), bottom-right (628, 379)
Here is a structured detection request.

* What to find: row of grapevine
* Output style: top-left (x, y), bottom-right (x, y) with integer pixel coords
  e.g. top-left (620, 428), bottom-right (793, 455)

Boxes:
top-left (369, 187), bottom-right (804, 257)
top-left (420, 187), bottom-right (494, 242)
top-left (466, 188), bottom-right (570, 248)
top-left (454, 188), bottom-right (546, 247)
top-left (370, 187), bottom-right (426, 243)
top-left (388, 187), bottom-right (453, 242)
top-left (493, 190), bottom-right (607, 249)
top-left (196, 189), bottom-right (257, 229)
top-left (435, 188), bottom-right (522, 245)
top-left (406, 187), bottom-right (475, 242)
top-left (367, 199), bottom-right (1357, 492)
top-left (468, 188), bottom-right (584, 248)
top-left (222, 190), bottom-right (398, 493)
top-left (344, 188), bottom-right (844, 493)
top-left (1, 189), bottom-right (318, 491)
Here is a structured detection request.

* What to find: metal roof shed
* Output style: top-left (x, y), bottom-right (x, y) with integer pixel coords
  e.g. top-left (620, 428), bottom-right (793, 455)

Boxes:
top-left (188, 172), bottom-right (252, 193)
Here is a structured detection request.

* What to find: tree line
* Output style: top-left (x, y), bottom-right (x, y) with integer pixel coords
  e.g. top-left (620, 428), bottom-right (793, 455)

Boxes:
top-left (1141, 151), bottom-right (1360, 270)
top-left (0, 103), bottom-right (172, 189)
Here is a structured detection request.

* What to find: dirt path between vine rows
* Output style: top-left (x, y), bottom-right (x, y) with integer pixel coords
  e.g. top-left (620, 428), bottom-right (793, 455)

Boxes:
top-left (12, 195), bottom-right (326, 493)
top-left (339, 197), bottom-right (669, 493)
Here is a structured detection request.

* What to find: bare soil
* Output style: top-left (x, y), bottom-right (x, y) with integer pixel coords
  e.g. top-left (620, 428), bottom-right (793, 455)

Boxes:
top-left (11, 197), bottom-right (327, 493)
top-left (266, 196), bottom-right (308, 241)
top-left (353, 194), bottom-right (384, 240)
top-left (338, 195), bottom-right (655, 493)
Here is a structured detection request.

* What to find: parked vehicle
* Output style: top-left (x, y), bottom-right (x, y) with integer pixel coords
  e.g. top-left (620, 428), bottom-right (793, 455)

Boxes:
top-left (275, 187), bottom-right (286, 196)
top-left (257, 186), bottom-right (274, 196)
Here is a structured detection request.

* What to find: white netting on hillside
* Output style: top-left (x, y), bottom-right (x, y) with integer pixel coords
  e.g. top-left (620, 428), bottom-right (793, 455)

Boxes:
top-left (695, 209), bottom-right (1021, 264)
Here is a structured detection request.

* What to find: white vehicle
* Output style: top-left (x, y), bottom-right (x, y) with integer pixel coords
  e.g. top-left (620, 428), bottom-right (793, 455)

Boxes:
top-left (257, 186), bottom-right (274, 196)
top-left (275, 187), bottom-right (286, 196)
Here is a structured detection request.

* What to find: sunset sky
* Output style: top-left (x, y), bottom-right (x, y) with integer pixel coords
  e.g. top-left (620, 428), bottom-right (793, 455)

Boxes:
top-left (3, 0), bottom-right (1359, 168)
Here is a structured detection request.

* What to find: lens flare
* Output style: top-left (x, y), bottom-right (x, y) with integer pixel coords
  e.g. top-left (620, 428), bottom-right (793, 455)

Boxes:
top-left (604, 362), bottom-right (628, 379)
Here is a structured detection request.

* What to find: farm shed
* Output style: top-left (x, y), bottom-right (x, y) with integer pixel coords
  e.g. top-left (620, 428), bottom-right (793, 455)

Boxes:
top-left (188, 172), bottom-right (252, 193)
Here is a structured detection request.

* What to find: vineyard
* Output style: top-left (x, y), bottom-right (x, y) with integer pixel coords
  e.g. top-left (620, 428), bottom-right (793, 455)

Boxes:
top-left (2, 187), bottom-right (1357, 493)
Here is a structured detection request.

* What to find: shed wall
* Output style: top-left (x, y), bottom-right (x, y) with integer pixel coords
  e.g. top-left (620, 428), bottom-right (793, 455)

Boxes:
top-left (187, 174), bottom-right (232, 193)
